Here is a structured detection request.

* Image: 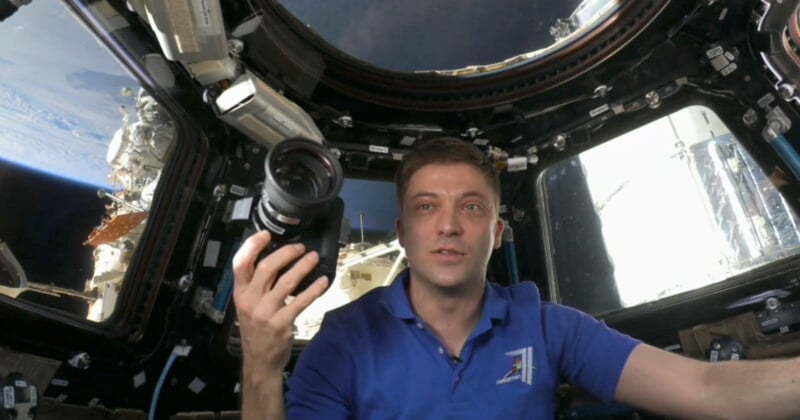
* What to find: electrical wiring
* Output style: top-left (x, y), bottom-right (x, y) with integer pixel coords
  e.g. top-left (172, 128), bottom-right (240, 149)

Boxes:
top-left (148, 344), bottom-right (191, 420)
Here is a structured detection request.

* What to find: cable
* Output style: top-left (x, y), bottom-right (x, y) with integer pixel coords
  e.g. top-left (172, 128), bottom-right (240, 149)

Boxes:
top-left (502, 221), bottom-right (520, 285)
top-left (121, 300), bottom-right (181, 368)
top-left (771, 134), bottom-right (800, 182)
top-left (148, 344), bottom-right (192, 420)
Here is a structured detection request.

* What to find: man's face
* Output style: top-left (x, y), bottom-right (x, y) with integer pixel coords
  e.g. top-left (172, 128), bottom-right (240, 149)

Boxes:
top-left (396, 163), bottom-right (504, 291)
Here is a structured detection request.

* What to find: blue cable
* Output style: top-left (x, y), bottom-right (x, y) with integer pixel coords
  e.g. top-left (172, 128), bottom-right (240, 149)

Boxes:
top-left (504, 242), bottom-right (520, 285)
top-left (213, 239), bottom-right (241, 313)
top-left (771, 134), bottom-right (800, 182)
top-left (212, 267), bottom-right (235, 313)
top-left (502, 222), bottom-right (520, 285)
top-left (149, 346), bottom-right (190, 420)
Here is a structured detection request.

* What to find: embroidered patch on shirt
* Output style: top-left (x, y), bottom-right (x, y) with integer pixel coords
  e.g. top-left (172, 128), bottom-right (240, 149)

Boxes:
top-left (496, 346), bottom-right (534, 385)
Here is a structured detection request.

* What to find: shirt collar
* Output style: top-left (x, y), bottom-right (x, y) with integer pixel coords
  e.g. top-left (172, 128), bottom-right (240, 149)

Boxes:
top-left (380, 268), bottom-right (509, 325)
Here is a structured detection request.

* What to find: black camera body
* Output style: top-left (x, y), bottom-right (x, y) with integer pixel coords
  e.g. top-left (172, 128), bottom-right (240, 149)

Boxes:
top-left (248, 138), bottom-right (345, 296)
top-left (253, 196), bottom-right (344, 295)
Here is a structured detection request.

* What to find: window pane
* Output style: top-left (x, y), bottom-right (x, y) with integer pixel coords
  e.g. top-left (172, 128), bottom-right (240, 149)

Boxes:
top-left (539, 105), bottom-right (800, 314)
top-left (277, 0), bottom-right (620, 73)
top-left (293, 178), bottom-right (402, 340)
top-left (0, 2), bottom-right (174, 322)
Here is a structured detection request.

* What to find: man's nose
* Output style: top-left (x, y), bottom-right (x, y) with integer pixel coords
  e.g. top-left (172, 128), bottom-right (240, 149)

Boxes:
top-left (437, 206), bottom-right (463, 236)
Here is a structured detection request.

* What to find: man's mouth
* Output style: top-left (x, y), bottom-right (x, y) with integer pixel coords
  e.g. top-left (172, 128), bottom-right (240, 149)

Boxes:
top-left (432, 248), bottom-right (465, 256)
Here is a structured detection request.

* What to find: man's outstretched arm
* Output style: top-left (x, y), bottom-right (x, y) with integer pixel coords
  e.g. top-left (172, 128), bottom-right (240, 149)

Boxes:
top-left (232, 231), bottom-right (329, 420)
top-left (616, 343), bottom-right (800, 419)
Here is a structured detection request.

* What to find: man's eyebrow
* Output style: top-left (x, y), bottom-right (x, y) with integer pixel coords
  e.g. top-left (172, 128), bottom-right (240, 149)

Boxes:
top-left (408, 191), bottom-right (490, 200)
top-left (409, 191), bottom-right (438, 200)
top-left (460, 191), bottom-right (490, 200)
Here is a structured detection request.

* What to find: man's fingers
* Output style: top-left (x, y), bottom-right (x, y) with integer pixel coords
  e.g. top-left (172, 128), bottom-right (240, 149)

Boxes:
top-left (283, 276), bottom-right (329, 320)
top-left (251, 242), bottom-right (307, 295)
top-left (270, 251), bottom-right (320, 299)
top-left (232, 231), bottom-right (271, 290)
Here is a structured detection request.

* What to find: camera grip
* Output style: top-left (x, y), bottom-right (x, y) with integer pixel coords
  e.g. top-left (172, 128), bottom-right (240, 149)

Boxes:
top-left (260, 197), bottom-right (344, 296)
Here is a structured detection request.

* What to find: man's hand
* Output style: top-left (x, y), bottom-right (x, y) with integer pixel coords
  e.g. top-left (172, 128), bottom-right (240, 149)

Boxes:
top-left (232, 231), bottom-right (329, 419)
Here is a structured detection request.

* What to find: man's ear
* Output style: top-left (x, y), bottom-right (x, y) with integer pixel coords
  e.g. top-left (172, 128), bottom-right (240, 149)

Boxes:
top-left (396, 217), bottom-right (404, 247)
top-left (493, 218), bottom-right (504, 249)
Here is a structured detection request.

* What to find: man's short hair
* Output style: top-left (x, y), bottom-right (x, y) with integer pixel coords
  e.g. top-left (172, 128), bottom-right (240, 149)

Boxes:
top-left (394, 137), bottom-right (501, 208)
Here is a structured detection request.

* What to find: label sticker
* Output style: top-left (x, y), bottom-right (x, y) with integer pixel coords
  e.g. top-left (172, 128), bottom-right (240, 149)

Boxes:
top-left (761, 318), bottom-right (779, 327)
top-left (506, 157), bottom-right (528, 172)
top-left (710, 54), bottom-right (729, 71)
top-left (721, 63), bottom-right (737, 76)
top-left (173, 345), bottom-right (192, 357)
top-left (133, 372), bottom-right (146, 389)
top-left (3, 387), bottom-right (13, 408)
top-left (229, 184), bottom-right (247, 197)
top-left (757, 93), bottom-right (775, 109)
top-left (400, 136), bottom-right (416, 146)
top-left (191, 0), bottom-right (220, 35)
top-left (231, 197), bottom-right (254, 221)
top-left (706, 45), bottom-right (724, 59)
top-left (188, 377), bottom-right (206, 394)
top-left (50, 378), bottom-right (69, 387)
top-left (589, 104), bottom-right (610, 118)
top-left (368, 145), bottom-right (389, 154)
top-left (203, 240), bottom-right (221, 268)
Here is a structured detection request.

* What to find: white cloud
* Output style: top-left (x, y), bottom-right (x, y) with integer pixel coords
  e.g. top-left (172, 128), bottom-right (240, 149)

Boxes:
top-left (0, 0), bottom-right (141, 190)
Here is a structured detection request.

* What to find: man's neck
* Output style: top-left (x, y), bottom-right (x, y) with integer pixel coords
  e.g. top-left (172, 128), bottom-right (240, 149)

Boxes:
top-left (407, 277), bottom-right (485, 357)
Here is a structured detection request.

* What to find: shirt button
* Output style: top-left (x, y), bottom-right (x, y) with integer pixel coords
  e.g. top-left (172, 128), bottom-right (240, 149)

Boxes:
top-left (416, 322), bottom-right (424, 329)
top-left (438, 346), bottom-right (444, 354)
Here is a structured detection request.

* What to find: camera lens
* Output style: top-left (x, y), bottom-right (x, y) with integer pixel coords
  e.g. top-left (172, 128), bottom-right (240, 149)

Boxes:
top-left (253, 138), bottom-right (343, 235)
top-left (273, 152), bottom-right (329, 200)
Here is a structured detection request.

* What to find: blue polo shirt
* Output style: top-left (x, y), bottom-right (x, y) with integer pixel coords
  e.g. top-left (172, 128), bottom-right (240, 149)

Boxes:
top-left (287, 270), bottom-right (640, 419)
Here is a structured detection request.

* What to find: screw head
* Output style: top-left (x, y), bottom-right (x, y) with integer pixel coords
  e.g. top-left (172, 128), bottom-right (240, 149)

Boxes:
top-left (766, 297), bottom-right (780, 310)
top-left (593, 85), bottom-right (610, 98)
top-left (178, 274), bottom-right (193, 293)
top-left (553, 134), bottom-right (567, 151)
top-left (778, 84), bottom-right (796, 101)
top-left (213, 185), bottom-right (226, 198)
top-left (742, 109), bottom-right (758, 127)
top-left (336, 116), bottom-right (353, 128)
top-left (228, 39), bottom-right (245, 56)
top-left (512, 207), bottom-right (526, 222)
top-left (645, 91), bottom-right (662, 109)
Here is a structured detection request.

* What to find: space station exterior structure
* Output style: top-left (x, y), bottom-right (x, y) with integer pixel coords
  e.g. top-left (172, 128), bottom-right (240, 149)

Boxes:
top-left (84, 88), bottom-right (174, 322)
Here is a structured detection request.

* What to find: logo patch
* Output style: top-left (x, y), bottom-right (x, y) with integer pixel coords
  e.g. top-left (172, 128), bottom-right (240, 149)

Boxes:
top-left (496, 346), bottom-right (534, 385)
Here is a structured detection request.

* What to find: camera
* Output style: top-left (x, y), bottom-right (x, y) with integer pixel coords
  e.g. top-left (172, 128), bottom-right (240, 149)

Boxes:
top-left (249, 138), bottom-right (345, 296)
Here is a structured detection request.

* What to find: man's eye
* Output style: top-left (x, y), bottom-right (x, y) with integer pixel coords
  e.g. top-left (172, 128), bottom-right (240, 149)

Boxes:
top-left (464, 203), bottom-right (483, 212)
top-left (418, 203), bottom-right (432, 211)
